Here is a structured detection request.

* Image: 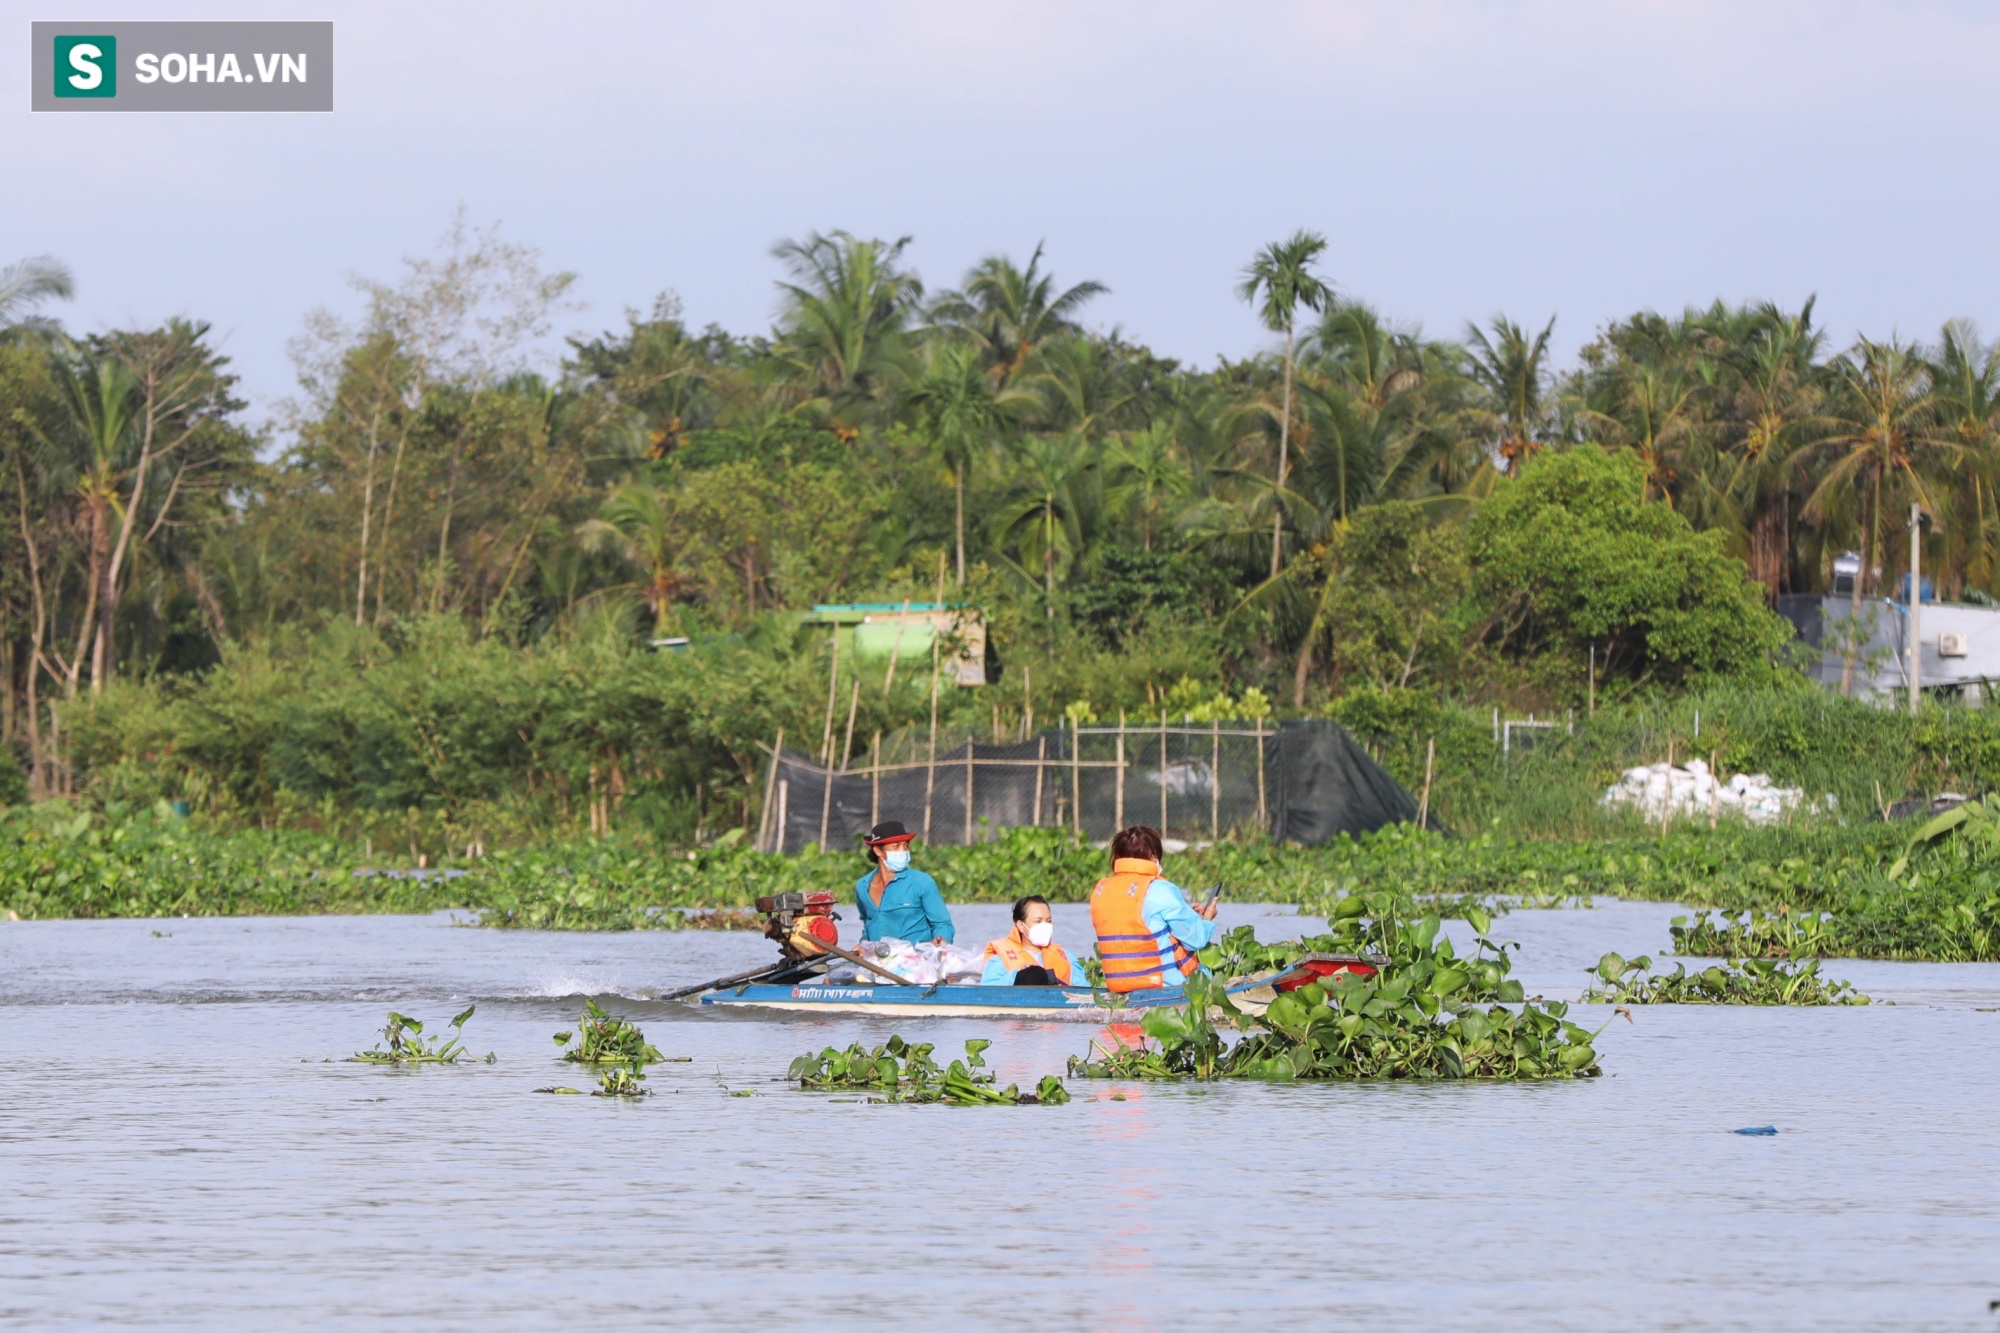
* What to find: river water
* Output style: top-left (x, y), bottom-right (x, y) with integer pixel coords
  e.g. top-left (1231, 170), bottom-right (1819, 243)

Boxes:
top-left (3, 900), bottom-right (1998, 1330)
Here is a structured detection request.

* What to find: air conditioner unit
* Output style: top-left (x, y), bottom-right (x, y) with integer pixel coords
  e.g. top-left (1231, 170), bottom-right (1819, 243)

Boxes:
top-left (1939, 631), bottom-right (1970, 658)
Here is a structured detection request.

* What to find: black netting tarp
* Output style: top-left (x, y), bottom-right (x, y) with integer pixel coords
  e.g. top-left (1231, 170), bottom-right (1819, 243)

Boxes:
top-left (1265, 719), bottom-right (1444, 843)
top-left (758, 718), bottom-right (1439, 852)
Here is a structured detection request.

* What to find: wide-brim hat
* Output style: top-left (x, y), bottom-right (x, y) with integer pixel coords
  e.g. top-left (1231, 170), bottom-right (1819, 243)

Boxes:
top-left (864, 820), bottom-right (914, 845)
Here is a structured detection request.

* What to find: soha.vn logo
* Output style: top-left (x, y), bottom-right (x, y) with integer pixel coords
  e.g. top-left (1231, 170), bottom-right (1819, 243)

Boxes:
top-left (53, 35), bottom-right (117, 98)
top-left (134, 51), bottom-right (309, 85)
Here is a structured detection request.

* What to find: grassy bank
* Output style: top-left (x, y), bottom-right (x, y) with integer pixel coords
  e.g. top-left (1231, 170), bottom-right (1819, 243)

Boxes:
top-left (6, 794), bottom-right (1995, 961)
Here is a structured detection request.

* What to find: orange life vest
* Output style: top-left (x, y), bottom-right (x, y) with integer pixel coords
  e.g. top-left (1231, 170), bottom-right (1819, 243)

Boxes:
top-left (980, 932), bottom-right (1074, 984)
top-left (1090, 858), bottom-right (1202, 992)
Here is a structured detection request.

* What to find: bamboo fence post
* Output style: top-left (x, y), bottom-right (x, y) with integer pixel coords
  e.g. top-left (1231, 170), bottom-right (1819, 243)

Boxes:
top-left (840, 679), bottom-right (860, 771)
top-left (756, 728), bottom-right (784, 852)
top-left (815, 628), bottom-right (843, 848)
top-left (1417, 737), bottom-right (1435, 830)
top-left (820, 619), bottom-right (842, 764)
top-left (1023, 666), bottom-right (1033, 740)
top-left (882, 598), bottom-right (911, 697)
top-left (1210, 720), bottom-right (1220, 839)
top-left (775, 779), bottom-right (790, 856)
top-left (923, 633), bottom-right (940, 840)
top-left (871, 729), bottom-right (882, 827)
top-left (963, 741), bottom-right (976, 844)
top-left (1070, 716), bottom-right (1082, 836)
top-left (1158, 712), bottom-right (1169, 838)
top-left (1033, 735), bottom-right (1046, 826)
top-left (1115, 712), bottom-right (1127, 832)
top-left (817, 749), bottom-right (834, 852)
top-left (1710, 750), bottom-right (1719, 830)
top-left (1255, 717), bottom-right (1267, 833)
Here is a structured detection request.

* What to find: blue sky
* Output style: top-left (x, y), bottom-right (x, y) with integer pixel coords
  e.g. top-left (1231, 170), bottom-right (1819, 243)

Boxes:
top-left (7, 0), bottom-right (1999, 423)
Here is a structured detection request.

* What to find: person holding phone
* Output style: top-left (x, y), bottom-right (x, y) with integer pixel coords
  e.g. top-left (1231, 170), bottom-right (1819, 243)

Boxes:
top-left (1088, 824), bottom-right (1218, 993)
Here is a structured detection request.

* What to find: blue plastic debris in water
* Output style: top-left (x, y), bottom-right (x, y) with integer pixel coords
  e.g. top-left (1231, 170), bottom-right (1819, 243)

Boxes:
top-left (1733, 1125), bottom-right (1779, 1136)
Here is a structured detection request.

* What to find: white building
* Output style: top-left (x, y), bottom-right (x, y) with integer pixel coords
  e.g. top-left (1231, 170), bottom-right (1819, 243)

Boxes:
top-left (1779, 593), bottom-right (2000, 702)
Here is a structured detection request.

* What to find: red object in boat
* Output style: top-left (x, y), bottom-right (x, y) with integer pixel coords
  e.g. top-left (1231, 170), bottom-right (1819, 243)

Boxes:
top-left (1272, 953), bottom-right (1382, 992)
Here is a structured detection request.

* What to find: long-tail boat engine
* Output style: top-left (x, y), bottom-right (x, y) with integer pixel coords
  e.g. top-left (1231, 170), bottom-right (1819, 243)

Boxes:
top-left (757, 891), bottom-right (841, 961)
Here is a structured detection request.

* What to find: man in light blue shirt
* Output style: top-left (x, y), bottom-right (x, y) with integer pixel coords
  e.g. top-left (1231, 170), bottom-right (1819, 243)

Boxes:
top-left (852, 820), bottom-right (955, 945)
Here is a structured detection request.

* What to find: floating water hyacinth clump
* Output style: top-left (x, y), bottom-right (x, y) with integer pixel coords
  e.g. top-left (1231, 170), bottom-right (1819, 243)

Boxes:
top-left (593, 1061), bottom-right (651, 1098)
top-left (350, 1005), bottom-right (490, 1064)
top-left (1582, 952), bottom-right (1870, 1005)
top-left (554, 999), bottom-right (663, 1065)
top-left (1077, 892), bottom-right (1605, 1082)
top-left (789, 1036), bottom-right (1070, 1105)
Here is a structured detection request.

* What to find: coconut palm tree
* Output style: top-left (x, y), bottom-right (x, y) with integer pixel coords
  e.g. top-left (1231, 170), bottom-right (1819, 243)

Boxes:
top-left (903, 341), bottom-right (1034, 584)
top-left (0, 254), bottom-right (73, 335)
top-left (1103, 423), bottom-right (1194, 550)
top-left (1032, 335), bottom-right (1137, 442)
top-left (574, 482), bottom-right (686, 637)
top-left (770, 231), bottom-right (922, 415)
top-left (1804, 338), bottom-right (1960, 693)
top-left (24, 344), bottom-right (138, 695)
top-left (1713, 301), bottom-right (1826, 598)
top-left (1464, 315), bottom-right (1556, 473)
top-left (1237, 231), bottom-right (1332, 576)
top-left (1928, 320), bottom-right (2000, 595)
top-left (1577, 364), bottom-right (1707, 504)
top-left (930, 245), bottom-right (1106, 384)
top-left (989, 433), bottom-right (1097, 615)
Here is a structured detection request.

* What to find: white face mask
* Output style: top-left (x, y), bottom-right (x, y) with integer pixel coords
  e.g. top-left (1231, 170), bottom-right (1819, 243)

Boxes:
top-left (1026, 921), bottom-right (1054, 948)
top-left (883, 848), bottom-right (912, 873)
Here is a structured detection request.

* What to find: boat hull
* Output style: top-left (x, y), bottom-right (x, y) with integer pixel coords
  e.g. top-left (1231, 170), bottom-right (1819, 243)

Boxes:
top-left (691, 954), bottom-right (1381, 1020)
top-left (700, 976), bottom-right (1282, 1020)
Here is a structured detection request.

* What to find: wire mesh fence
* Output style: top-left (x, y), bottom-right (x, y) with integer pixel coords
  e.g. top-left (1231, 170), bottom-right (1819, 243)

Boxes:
top-left (756, 722), bottom-right (1279, 853)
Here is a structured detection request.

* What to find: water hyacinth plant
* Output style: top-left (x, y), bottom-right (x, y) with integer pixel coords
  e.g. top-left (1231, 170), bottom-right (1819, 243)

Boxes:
top-left (350, 1005), bottom-right (486, 1064)
top-left (789, 1036), bottom-right (1070, 1105)
top-left (1078, 893), bottom-right (1604, 1082)
top-left (594, 1060), bottom-right (651, 1098)
top-left (554, 1000), bottom-right (664, 1065)
top-left (1669, 908), bottom-right (1837, 958)
top-left (1582, 953), bottom-right (1870, 1005)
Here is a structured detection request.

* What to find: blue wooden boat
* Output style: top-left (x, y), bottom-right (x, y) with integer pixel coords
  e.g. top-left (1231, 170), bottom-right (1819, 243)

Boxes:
top-left (695, 953), bottom-right (1379, 1020)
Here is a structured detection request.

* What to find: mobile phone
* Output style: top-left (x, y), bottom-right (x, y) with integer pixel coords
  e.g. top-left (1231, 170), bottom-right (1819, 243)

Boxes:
top-left (1203, 884), bottom-right (1223, 907)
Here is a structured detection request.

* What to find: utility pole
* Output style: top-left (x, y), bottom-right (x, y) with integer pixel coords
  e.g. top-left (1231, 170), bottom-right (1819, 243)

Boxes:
top-left (1909, 502), bottom-right (1922, 716)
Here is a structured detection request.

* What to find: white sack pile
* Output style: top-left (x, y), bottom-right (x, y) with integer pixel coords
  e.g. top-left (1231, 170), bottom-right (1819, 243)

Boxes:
top-left (1598, 759), bottom-right (1825, 826)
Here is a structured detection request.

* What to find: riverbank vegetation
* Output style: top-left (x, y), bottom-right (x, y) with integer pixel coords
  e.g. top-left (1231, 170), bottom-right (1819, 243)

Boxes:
top-left (7, 222), bottom-right (2000, 840)
top-left (9, 224), bottom-right (2000, 958)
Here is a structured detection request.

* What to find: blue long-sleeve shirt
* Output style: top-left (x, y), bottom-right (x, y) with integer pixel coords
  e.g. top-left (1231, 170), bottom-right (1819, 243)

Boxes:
top-left (1132, 875), bottom-right (1216, 985)
top-left (852, 865), bottom-right (955, 943)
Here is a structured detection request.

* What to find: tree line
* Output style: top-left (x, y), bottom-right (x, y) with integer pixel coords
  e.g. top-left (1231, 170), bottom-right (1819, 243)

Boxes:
top-left (0, 216), bottom-right (1980, 822)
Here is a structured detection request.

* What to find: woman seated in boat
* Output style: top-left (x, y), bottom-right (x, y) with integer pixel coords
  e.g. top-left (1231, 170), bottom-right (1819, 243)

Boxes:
top-left (1090, 824), bottom-right (1217, 993)
top-left (978, 895), bottom-right (1077, 986)
top-left (853, 820), bottom-right (955, 946)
